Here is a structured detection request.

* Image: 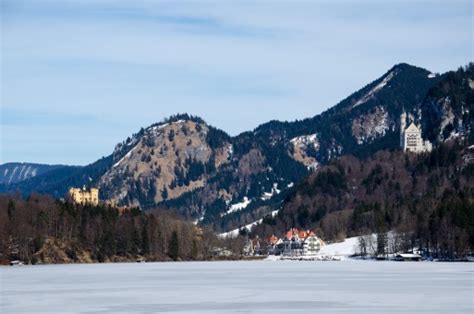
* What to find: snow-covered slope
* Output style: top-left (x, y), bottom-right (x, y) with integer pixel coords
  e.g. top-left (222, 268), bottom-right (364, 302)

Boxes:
top-left (218, 210), bottom-right (280, 238)
top-left (319, 236), bottom-right (362, 257)
top-left (353, 71), bottom-right (396, 107)
top-left (0, 163), bottom-right (65, 185)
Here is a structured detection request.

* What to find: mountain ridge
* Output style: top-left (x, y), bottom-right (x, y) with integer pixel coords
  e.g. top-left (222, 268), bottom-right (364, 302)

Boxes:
top-left (0, 163), bottom-right (74, 185)
top-left (2, 62), bottom-right (471, 233)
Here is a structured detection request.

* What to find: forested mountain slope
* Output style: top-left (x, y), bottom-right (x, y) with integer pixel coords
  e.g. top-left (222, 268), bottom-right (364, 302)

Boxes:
top-left (2, 63), bottom-right (471, 233)
top-left (252, 65), bottom-right (474, 257)
top-left (0, 163), bottom-right (67, 185)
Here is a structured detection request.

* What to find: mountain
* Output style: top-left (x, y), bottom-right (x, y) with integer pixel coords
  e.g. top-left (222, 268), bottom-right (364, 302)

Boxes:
top-left (2, 63), bottom-right (471, 234)
top-left (251, 64), bottom-right (473, 256)
top-left (252, 142), bottom-right (474, 257)
top-left (0, 163), bottom-right (68, 185)
top-left (157, 63), bottom-right (449, 230)
top-left (0, 159), bottom-right (109, 198)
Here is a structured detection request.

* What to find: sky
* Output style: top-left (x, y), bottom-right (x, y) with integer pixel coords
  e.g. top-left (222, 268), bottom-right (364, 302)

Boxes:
top-left (1, 0), bottom-right (472, 165)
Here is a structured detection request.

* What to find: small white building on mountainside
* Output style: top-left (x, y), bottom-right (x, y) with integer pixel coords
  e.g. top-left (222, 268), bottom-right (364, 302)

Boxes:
top-left (400, 112), bottom-right (432, 153)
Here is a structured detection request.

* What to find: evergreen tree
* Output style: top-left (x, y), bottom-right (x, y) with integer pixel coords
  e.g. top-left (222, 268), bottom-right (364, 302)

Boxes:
top-left (191, 239), bottom-right (199, 260)
top-left (141, 220), bottom-right (150, 255)
top-left (168, 230), bottom-right (180, 261)
top-left (376, 232), bottom-right (388, 257)
top-left (161, 187), bottom-right (168, 200)
top-left (131, 226), bottom-right (141, 255)
top-left (7, 199), bottom-right (15, 220)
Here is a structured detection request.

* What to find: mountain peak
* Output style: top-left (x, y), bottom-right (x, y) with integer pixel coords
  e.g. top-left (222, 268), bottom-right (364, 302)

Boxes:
top-left (390, 62), bottom-right (430, 74)
top-left (163, 113), bottom-right (207, 126)
top-left (143, 114), bottom-right (208, 134)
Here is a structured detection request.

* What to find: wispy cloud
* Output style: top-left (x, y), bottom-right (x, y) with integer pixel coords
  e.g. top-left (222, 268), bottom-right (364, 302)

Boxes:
top-left (1, 0), bottom-right (472, 164)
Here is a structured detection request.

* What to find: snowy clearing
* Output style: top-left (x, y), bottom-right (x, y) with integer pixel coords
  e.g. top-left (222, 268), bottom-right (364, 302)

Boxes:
top-left (221, 197), bottom-right (251, 217)
top-left (318, 235), bottom-right (361, 257)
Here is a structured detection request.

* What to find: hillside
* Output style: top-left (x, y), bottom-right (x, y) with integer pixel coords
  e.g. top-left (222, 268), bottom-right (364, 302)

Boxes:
top-left (1, 63), bottom-right (471, 234)
top-left (0, 194), bottom-right (221, 264)
top-left (251, 65), bottom-right (474, 257)
top-left (254, 142), bottom-right (473, 232)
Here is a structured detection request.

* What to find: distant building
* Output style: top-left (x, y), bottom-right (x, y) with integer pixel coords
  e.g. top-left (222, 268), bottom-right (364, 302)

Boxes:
top-left (275, 229), bottom-right (324, 257)
top-left (68, 186), bottom-right (99, 206)
top-left (244, 229), bottom-right (324, 257)
top-left (303, 234), bottom-right (324, 256)
top-left (400, 112), bottom-right (432, 153)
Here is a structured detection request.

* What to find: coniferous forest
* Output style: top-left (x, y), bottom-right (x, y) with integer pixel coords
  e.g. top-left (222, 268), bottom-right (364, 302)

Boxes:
top-left (253, 141), bottom-right (474, 259)
top-left (0, 194), bottom-right (242, 264)
top-left (1, 64), bottom-right (472, 264)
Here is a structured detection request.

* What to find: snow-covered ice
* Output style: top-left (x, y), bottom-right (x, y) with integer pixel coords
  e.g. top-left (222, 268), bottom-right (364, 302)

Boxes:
top-left (1, 261), bottom-right (472, 313)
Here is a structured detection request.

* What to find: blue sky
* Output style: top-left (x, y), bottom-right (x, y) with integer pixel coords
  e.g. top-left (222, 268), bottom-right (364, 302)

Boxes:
top-left (1, 0), bottom-right (472, 165)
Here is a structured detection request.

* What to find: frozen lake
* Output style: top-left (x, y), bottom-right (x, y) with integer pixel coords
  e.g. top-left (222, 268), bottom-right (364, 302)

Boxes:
top-left (1, 261), bottom-right (473, 313)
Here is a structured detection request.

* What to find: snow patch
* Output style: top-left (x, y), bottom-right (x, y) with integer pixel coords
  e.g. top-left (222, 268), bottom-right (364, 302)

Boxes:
top-left (290, 134), bottom-right (318, 147)
top-left (261, 183), bottom-right (281, 201)
top-left (353, 107), bottom-right (389, 145)
top-left (194, 210), bottom-right (206, 225)
top-left (354, 71), bottom-right (395, 107)
top-left (319, 236), bottom-right (362, 257)
top-left (469, 79), bottom-right (474, 90)
top-left (218, 209), bottom-right (279, 239)
top-left (113, 143), bottom-right (141, 168)
top-left (227, 144), bottom-right (233, 159)
top-left (221, 197), bottom-right (251, 217)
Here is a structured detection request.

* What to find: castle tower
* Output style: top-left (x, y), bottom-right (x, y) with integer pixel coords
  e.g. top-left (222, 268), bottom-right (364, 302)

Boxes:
top-left (400, 111), bottom-right (432, 154)
top-left (400, 112), bottom-right (407, 147)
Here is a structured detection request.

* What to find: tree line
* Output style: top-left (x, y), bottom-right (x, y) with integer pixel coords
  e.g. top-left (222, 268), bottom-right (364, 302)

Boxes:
top-left (253, 141), bottom-right (474, 259)
top-left (0, 193), bottom-right (226, 264)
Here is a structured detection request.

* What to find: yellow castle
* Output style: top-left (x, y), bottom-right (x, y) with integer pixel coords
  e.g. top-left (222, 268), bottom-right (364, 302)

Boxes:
top-left (68, 186), bottom-right (99, 206)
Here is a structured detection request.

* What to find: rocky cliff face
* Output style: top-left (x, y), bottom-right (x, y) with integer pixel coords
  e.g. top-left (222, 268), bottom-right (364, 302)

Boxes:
top-left (100, 119), bottom-right (230, 207)
top-left (98, 115), bottom-right (297, 226)
top-left (351, 106), bottom-right (390, 145)
top-left (422, 65), bottom-right (474, 143)
top-left (254, 64), bottom-right (473, 243)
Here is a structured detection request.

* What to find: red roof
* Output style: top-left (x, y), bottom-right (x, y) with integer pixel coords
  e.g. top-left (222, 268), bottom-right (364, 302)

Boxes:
top-left (269, 235), bottom-right (278, 245)
top-left (285, 228), bottom-right (318, 240)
